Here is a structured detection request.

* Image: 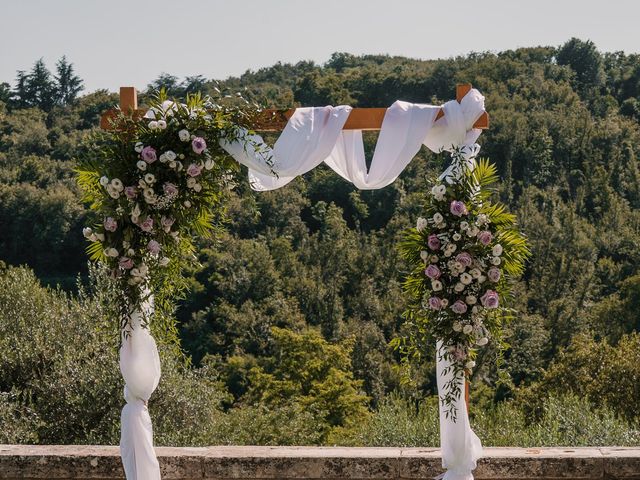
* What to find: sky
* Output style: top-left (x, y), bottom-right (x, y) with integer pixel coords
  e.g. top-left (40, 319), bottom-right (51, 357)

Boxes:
top-left (2, 0), bottom-right (640, 93)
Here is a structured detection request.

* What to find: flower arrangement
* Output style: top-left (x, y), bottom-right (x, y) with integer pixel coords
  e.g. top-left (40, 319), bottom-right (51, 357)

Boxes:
top-left (76, 91), bottom-right (261, 335)
top-left (397, 148), bottom-right (530, 419)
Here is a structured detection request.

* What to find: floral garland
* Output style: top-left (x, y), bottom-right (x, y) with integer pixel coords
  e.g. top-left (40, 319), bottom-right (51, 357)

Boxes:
top-left (76, 92), bottom-right (260, 334)
top-left (397, 148), bottom-right (530, 419)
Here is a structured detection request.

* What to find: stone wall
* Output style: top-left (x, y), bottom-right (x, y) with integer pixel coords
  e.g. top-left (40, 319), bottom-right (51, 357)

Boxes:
top-left (1, 445), bottom-right (639, 479)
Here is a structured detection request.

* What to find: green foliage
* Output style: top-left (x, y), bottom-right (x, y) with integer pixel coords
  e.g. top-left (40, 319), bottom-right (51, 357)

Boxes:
top-left (2, 40), bottom-right (640, 446)
top-left (244, 327), bottom-right (370, 442)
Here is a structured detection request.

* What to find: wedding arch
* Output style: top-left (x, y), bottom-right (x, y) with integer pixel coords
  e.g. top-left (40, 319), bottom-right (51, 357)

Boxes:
top-left (85, 84), bottom-right (527, 480)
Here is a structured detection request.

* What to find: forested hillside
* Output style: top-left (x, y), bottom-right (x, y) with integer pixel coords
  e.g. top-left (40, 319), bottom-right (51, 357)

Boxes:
top-left (2, 38), bottom-right (640, 445)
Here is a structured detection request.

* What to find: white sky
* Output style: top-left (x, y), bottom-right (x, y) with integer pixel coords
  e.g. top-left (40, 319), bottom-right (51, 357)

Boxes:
top-left (2, 0), bottom-right (639, 92)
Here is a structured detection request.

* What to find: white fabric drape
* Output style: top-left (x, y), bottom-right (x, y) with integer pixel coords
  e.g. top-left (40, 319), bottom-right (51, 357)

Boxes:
top-left (222, 89), bottom-right (485, 193)
top-left (436, 342), bottom-right (483, 480)
top-left (119, 297), bottom-right (161, 480)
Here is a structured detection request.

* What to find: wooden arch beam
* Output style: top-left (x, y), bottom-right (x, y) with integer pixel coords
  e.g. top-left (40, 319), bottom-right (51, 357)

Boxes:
top-left (101, 84), bottom-right (489, 132)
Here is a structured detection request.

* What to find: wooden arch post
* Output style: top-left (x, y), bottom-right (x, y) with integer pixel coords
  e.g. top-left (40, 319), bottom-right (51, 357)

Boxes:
top-left (103, 84), bottom-right (489, 411)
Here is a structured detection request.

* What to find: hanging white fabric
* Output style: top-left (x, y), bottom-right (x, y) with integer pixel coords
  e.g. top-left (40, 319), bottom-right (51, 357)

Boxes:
top-left (119, 296), bottom-right (161, 480)
top-left (222, 89), bottom-right (485, 192)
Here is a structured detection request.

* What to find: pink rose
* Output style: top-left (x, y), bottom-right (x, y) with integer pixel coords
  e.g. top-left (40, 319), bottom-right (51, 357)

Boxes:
top-left (103, 217), bottom-right (117, 232)
top-left (163, 182), bottom-right (178, 196)
top-left (478, 230), bottom-right (493, 245)
top-left (161, 216), bottom-right (175, 232)
top-left (425, 264), bottom-right (441, 279)
top-left (427, 234), bottom-right (441, 251)
top-left (139, 217), bottom-right (154, 232)
top-left (453, 346), bottom-right (467, 361)
top-left (124, 186), bottom-right (138, 199)
top-left (119, 257), bottom-right (134, 269)
top-left (428, 297), bottom-right (443, 310)
top-left (481, 290), bottom-right (499, 309)
top-left (191, 137), bottom-right (207, 154)
top-left (186, 163), bottom-right (203, 177)
top-left (141, 146), bottom-right (157, 164)
top-left (487, 267), bottom-right (501, 283)
top-left (456, 252), bottom-right (473, 268)
top-left (451, 300), bottom-right (468, 314)
top-left (450, 200), bottom-right (468, 217)
top-left (147, 240), bottom-right (161, 255)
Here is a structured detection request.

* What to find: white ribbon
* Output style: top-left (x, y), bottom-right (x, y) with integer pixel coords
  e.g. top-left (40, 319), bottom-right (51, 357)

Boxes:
top-left (119, 297), bottom-right (161, 480)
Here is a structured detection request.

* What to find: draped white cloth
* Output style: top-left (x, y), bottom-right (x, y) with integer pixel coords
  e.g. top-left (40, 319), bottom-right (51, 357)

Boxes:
top-left (119, 298), bottom-right (161, 480)
top-left (221, 88), bottom-right (486, 480)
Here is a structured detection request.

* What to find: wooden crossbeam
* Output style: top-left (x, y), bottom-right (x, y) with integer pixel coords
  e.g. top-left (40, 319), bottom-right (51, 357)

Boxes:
top-left (100, 84), bottom-right (489, 131)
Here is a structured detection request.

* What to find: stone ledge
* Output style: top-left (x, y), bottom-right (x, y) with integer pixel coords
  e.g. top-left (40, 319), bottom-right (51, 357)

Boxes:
top-left (1, 445), bottom-right (639, 479)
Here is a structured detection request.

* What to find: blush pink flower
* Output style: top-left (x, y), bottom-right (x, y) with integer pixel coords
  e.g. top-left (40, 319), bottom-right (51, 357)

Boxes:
top-left (163, 182), bottom-right (178, 196)
top-left (428, 297), bottom-right (443, 310)
top-left (124, 186), bottom-right (138, 199)
top-left (119, 257), bottom-right (134, 269)
top-left (141, 146), bottom-right (157, 164)
top-left (103, 217), bottom-right (117, 232)
top-left (425, 264), bottom-right (441, 279)
top-left (427, 234), bottom-right (441, 251)
top-left (487, 267), bottom-right (501, 283)
top-left (139, 217), bottom-right (154, 232)
top-left (451, 300), bottom-right (468, 314)
top-left (147, 240), bottom-right (161, 255)
top-left (161, 216), bottom-right (175, 232)
top-left (456, 252), bottom-right (473, 268)
top-left (450, 200), bottom-right (468, 217)
top-left (478, 230), bottom-right (493, 245)
top-left (481, 290), bottom-right (500, 309)
top-left (186, 163), bottom-right (203, 177)
top-left (191, 137), bottom-right (207, 154)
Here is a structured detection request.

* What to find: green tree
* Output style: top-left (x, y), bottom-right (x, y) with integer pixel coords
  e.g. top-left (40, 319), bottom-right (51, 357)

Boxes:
top-left (54, 56), bottom-right (83, 105)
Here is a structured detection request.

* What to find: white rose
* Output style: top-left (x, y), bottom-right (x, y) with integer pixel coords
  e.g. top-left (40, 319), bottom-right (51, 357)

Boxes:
top-left (159, 257), bottom-right (170, 267)
top-left (165, 150), bottom-right (177, 161)
top-left (460, 221), bottom-right (469, 230)
top-left (148, 120), bottom-right (159, 130)
top-left (82, 227), bottom-right (93, 239)
top-left (492, 244), bottom-right (503, 256)
top-left (477, 214), bottom-right (488, 225)
top-left (491, 256), bottom-right (502, 265)
top-left (169, 161), bottom-right (177, 169)
top-left (95, 233), bottom-right (105, 241)
top-left (184, 200), bottom-right (191, 208)
top-left (433, 213), bottom-right (443, 224)
top-left (111, 178), bottom-right (124, 191)
top-left (127, 248), bottom-right (135, 256)
top-left (144, 173), bottom-right (155, 184)
top-left (463, 324), bottom-right (473, 335)
top-left (178, 129), bottom-right (190, 142)
top-left (476, 337), bottom-right (489, 346)
top-left (467, 226), bottom-right (479, 237)
top-left (466, 295), bottom-right (477, 305)
top-left (453, 233), bottom-right (461, 241)
top-left (420, 250), bottom-right (429, 261)
top-left (465, 360), bottom-right (476, 369)
top-left (99, 176), bottom-right (109, 187)
top-left (193, 183), bottom-right (202, 192)
top-left (432, 280), bottom-right (443, 291)
top-left (460, 273), bottom-right (473, 285)
top-left (431, 255), bottom-right (439, 263)
top-left (136, 160), bottom-right (147, 171)
top-left (104, 247), bottom-right (119, 258)
top-left (134, 142), bottom-right (144, 153)
top-left (454, 282), bottom-right (465, 292)
top-left (204, 159), bottom-right (214, 170)
top-left (470, 268), bottom-right (481, 279)
top-left (416, 217), bottom-right (428, 232)
top-left (440, 299), bottom-right (449, 308)
top-left (159, 153), bottom-right (167, 163)
top-left (477, 275), bottom-right (486, 284)
top-left (435, 185), bottom-right (446, 195)
top-left (453, 321), bottom-right (462, 332)
top-left (157, 120), bottom-right (167, 130)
